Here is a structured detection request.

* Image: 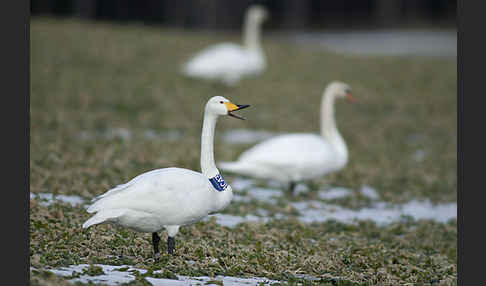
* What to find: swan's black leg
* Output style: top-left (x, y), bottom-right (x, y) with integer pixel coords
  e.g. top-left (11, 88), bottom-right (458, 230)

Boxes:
top-left (288, 182), bottom-right (296, 195)
top-left (167, 236), bottom-right (175, 255)
top-left (152, 232), bottom-right (161, 262)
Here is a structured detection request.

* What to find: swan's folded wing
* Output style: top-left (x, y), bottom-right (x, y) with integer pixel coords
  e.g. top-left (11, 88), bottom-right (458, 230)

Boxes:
top-left (91, 168), bottom-right (169, 202)
top-left (236, 133), bottom-right (338, 170)
top-left (87, 168), bottom-right (209, 214)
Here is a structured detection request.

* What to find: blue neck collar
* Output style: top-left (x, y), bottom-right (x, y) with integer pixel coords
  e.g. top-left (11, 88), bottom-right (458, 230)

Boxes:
top-left (209, 174), bottom-right (228, 192)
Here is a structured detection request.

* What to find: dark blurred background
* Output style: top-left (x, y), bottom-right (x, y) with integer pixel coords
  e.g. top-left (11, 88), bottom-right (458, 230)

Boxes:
top-left (31, 0), bottom-right (456, 31)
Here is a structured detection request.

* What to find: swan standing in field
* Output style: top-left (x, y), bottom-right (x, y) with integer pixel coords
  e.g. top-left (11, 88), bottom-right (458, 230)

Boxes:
top-left (181, 5), bottom-right (269, 86)
top-left (82, 96), bottom-right (250, 261)
top-left (219, 81), bottom-right (354, 194)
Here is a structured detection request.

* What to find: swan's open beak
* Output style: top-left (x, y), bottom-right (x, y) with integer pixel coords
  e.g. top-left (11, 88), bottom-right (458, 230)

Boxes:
top-left (346, 93), bottom-right (357, 103)
top-left (225, 102), bottom-right (250, 120)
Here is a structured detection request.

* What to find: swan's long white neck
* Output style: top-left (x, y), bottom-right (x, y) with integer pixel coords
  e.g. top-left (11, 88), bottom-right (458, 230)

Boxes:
top-left (200, 112), bottom-right (219, 178)
top-left (243, 16), bottom-right (263, 52)
top-left (200, 106), bottom-right (233, 213)
top-left (320, 89), bottom-right (348, 164)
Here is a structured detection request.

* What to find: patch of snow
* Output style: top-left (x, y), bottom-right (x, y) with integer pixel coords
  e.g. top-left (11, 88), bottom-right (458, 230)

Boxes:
top-left (359, 185), bottom-right (380, 200)
top-left (148, 275), bottom-right (279, 286)
top-left (246, 187), bottom-right (283, 204)
top-left (30, 185), bottom-right (455, 230)
top-left (293, 184), bottom-right (309, 195)
top-left (220, 129), bottom-right (277, 144)
top-left (36, 264), bottom-right (279, 286)
top-left (291, 200), bottom-right (456, 225)
top-left (207, 213), bottom-right (269, 228)
top-left (256, 208), bottom-right (269, 217)
top-left (317, 187), bottom-right (353, 200)
top-left (267, 180), bottom-right (288, 189)
top-left (47, 264), bottom-right (144, 285)
top-left (413, 149), bottom-right (428, 162)
top-left (230, 177), bottom-right (255, 191)
top-left (292, 30), bottom-right (456, 57)
top-left (30, 193), bottom-right (85, 207)
top-left (293, 274), bottom-right (321, 281)
top-left (145, 277), bottom-right (185, 285)
top-left (401, 200), bottom-right (457, 223)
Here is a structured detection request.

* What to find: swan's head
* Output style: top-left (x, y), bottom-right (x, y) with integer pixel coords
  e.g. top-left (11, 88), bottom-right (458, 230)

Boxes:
top-left (205, 96), bottom-right (250, 120)
top-left (246, 5), bottom-right (269, 24)
top-left (326, 81), bottom-right (355, 102)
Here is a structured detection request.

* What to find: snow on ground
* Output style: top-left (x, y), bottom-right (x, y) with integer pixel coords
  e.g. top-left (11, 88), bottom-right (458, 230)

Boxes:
top-left (359, 185), bottom-right (380, 200)
top-left (412, 149), bottom-right (428, 162)
top-left (30, 192), bottom-right (85, 207)
top-left (289, 199), bottom-right (456, 225)
top-left (230, 177), bottom-right (256, 191)
top-left (31, 181), bottom-right (456, 284)
top-left (245, 187), bottom-right (283, 204)
top-left (32, 264), bottom-right (279, 286)
top-left (213, 182), bottom-right (455, 226)
top-left (317, 187), bottom-right (353, 200)
top-left (210, 198), bottom-right (456, 227)
top-left (206, 213), bottom-right (270, 228)
top-left (30, 181), bottom-right (456, 227)
top-left (291, 29), bottom-right (456, 57)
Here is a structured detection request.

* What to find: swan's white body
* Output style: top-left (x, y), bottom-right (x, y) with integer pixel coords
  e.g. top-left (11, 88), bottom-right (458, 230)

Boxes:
top-left (219, 81), bottom-right (352, 186)
top-left (219, 134), bottom-right (346, 183)
top-left (83, 168), bottom-right (231, 235)
top-left (83, 97), bottom-right (247, 242)
top-left (182, 43), bottom-right (265, 86)
top-left (181, 5), bottom-right (268, 86)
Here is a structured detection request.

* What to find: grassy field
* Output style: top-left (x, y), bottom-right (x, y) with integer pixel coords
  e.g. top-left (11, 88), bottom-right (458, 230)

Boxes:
top-left (30, 18), bottom-right (457, 285)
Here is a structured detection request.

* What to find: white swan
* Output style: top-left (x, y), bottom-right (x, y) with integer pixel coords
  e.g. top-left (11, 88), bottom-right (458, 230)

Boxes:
top-left (82, 96), bottom-right (249, 261)
top-left (219, 81), bottom-right (354, 194)
top-left (181, 5), bottom-right (268, 86)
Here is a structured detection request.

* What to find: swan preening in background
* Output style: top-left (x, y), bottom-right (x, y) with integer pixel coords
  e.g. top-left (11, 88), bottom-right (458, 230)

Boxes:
top-left (219, 81), bottom-right (354, 194)
top-left (83, 96), bottom-right (249, 261)
top-left (181, 5), bottom-right (269, 86)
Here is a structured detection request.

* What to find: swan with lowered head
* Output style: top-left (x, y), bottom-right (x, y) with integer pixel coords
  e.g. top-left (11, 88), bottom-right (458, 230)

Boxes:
top-left (181, 5), bottom-right (269, 86)
top-left (218, 81), bottom-right (354, 194)
top-left (82, 96), bottom-right (249, 261)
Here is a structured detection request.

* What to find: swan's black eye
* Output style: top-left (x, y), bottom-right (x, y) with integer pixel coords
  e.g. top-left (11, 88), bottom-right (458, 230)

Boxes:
top-left (220, 101), bottom-right (224, 104)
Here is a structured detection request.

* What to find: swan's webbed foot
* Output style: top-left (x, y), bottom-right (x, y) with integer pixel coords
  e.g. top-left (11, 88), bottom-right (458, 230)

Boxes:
top-left (152, 232), bottom-right (161, 262)
top-left (167, 236), bottom-right (175, 255)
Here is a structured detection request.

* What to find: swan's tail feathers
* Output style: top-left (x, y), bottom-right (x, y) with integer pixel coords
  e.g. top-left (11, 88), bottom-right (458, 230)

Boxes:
top-left (90, 182), bottom-right (130, 203)
top-left (82, 215), bottom-right (106, 229)
top-left (82, 209), bottom-right (126, 229)
top-left (180, 62), bottom-right (196, 77)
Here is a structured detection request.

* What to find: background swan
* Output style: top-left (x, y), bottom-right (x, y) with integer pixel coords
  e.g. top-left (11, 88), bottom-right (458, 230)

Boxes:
top-left (181, 5), bottom-right (268, 86)
top-left (219, 81), bottom-right (354, 194)
top-left (82, 96), bottom-right (249, 261)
